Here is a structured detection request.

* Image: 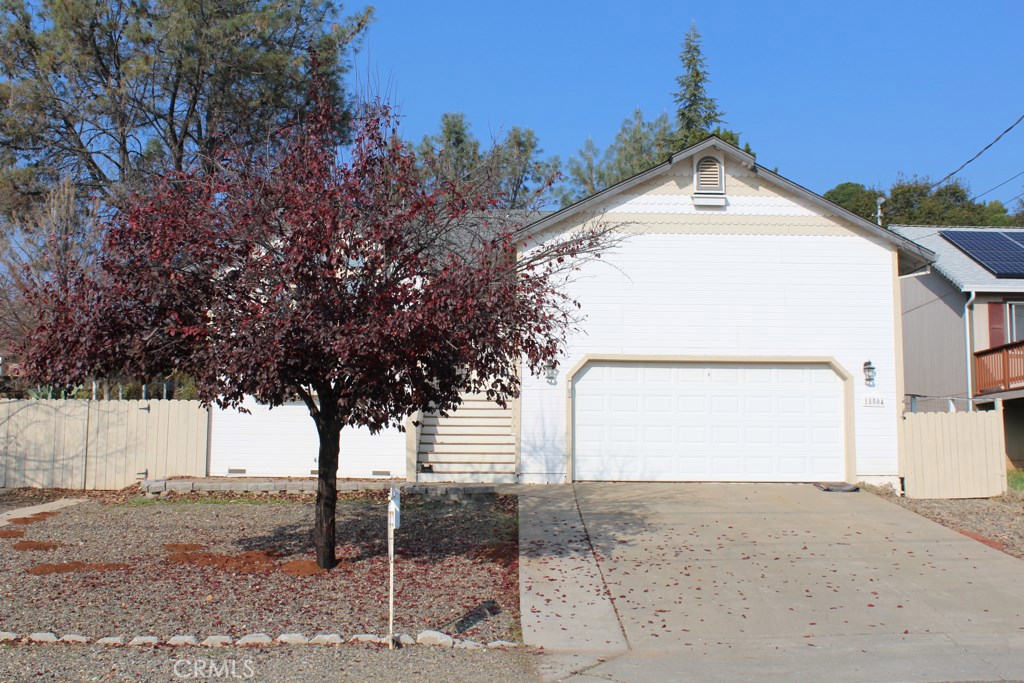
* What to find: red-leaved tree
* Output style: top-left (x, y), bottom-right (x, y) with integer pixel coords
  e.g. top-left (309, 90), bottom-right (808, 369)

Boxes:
top-left (23, 86), bottom-right (616, 569)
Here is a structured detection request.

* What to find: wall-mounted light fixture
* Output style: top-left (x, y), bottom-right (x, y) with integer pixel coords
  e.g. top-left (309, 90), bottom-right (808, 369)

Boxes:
top-left (863, 360), bottom-right (877, 387)
top-left (543, 362), bottom-right (559, 385)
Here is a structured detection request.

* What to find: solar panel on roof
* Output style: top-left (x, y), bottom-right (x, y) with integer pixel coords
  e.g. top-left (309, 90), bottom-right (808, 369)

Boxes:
top-left (941, 230), bottom-right (1024, 278)
top-left (1003, 232), bottom-right (1024, 250)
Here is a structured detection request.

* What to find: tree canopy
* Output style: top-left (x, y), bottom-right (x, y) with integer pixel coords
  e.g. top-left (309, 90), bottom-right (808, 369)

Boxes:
top-left (416, 113), bottom-right (559, 209)
top-left (0, 178), bottom-right (102, 358)
top-left (22, 85), bottom-right (618, 568)
top-left (558, 109), bottom-right (674, 206)
top-left (0, 0), bottom-right (372, 212)
top-left (559, 23), bottom-right (751, 206)
top-left (823, 182), bottom-right (885, 223)
top-left (824, 178), bottom-right (1024, 227)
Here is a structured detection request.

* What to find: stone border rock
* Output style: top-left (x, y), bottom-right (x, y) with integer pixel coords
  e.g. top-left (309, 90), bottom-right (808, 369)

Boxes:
top-left (2, 630), bottom-right (519, 651)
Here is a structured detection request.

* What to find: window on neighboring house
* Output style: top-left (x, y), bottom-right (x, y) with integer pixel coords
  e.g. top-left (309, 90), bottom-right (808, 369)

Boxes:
top-left (695, 156), bottom-right (724, 194)
top-left (989, 301), bottom-right (1024, 347)
top-left (1009, 302), bottom-right (1024, 342)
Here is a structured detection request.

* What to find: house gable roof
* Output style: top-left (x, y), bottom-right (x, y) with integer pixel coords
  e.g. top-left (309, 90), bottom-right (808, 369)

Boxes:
top-left (890, 225), bottom-right (1024, 293)
top-left (530, 136), bottom-right (934, 274)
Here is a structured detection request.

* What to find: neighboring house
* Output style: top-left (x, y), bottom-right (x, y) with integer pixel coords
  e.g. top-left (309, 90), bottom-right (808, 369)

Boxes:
top-left (890, 225), bottom-right (1024, 467)
top-left (211, 137), bottom-right (933, 488)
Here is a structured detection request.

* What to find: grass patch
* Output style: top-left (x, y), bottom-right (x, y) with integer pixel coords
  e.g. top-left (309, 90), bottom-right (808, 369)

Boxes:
top-left (1008, 469), bottom-right (1024, 492)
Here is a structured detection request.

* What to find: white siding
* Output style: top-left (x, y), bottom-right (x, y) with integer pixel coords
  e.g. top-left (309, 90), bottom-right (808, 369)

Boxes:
top-left (210, 398), bottom-right (405, 479)
top-left (519, 232), bottom-right (900, 483)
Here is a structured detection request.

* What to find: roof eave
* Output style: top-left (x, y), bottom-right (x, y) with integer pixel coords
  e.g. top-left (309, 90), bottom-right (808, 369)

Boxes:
top-left (527, 136), bottom-right (936, 272)
top-left (751, 166), bottom-right (935, 273)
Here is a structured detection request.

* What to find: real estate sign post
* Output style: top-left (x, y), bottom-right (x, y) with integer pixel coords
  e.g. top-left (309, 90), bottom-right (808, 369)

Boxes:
top-left (388, 487), bottom-right (400, 650)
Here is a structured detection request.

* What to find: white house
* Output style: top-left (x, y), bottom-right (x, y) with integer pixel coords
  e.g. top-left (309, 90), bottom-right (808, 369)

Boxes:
top-left (211, 137), bottom-right (933, 489)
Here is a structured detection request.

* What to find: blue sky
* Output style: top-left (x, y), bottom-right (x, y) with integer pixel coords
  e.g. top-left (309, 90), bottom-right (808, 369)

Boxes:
top-left (351, 1), bottom-right (1024, 207)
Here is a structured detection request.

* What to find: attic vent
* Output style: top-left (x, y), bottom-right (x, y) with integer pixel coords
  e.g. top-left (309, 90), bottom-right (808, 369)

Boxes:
top-left (696, 156), bottom-right (723, 193)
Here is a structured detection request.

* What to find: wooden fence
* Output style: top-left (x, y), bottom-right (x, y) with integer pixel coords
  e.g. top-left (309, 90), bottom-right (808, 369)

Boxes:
top-left (902, 404), bottom-right (1007, 499)
top-left (0, 400), bottom-right (209, 490)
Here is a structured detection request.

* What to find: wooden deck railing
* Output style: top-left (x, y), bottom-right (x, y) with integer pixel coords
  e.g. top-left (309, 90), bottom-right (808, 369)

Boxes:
top-left (975, 339), bottom-right (1024, 395)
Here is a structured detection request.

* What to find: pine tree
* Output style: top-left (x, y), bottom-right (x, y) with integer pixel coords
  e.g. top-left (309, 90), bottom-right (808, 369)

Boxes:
top-left (417, 114), bottom-right (559, 209)
top-left (673, 23), bottom-right (725, 149)
top-left (0, 0), bottom-right (372, 213)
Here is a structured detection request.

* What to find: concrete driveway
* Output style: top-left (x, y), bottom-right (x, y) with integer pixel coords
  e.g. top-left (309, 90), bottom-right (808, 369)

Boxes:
top-left (519, 483), bottom-right (1024, 683)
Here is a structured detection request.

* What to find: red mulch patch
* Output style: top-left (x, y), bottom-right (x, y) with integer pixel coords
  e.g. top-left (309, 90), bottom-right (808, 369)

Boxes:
top-left (27, 562), bottom-right (130, 576)
top-left (163, 544), bottom-right (346, 577)
top-left (163, 543), bottom-right (206, 553)
top-left (280, 559), bottom-right (329, 577)
top-left (0, 529), bottom-right (25, 538)
top-left (13, 540), bottom-right (59, 551)
top-left (475, 542), bottom-right (517, 567)
top-left (7, 512), bottom-right (59, 525)
top-left (958, 529), bottom-right (1007, 551)
top-left (166, 548), bottom-right (285, 574)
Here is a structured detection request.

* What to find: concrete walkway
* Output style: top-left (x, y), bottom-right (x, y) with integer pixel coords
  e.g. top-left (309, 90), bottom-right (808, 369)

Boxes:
top-left (520, 482), bottom-right (1024, 683)
top-left (0, 498), bottom-right (85, 526)
top-left (519, 486), bottom-right (628, 680)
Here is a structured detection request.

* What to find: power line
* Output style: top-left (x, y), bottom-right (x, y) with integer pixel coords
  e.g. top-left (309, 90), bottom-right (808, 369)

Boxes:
top-left (972, 169), bottom-right (1024, 201)
top-left (1004, 188), bottom-right (1024, 207)
top-left (928, 112), bottom-right (1024, 190)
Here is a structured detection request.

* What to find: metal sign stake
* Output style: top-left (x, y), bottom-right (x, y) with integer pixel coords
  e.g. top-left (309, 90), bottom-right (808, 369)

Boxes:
top-left (387, 487), bottom-right (401, 650)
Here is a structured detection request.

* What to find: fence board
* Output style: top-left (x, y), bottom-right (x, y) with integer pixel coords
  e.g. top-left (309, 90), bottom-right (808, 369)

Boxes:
top-left (54, 401), bottom-right (87, 489)
top-left (902, 407), bottom-right (1008, 499)
top-left (0, 401), bottom-right (9, 488)
top-left (4, 399), bottom-right (208, 490)
top-left (165, 401), bottom-right (181, 479)
top-left (146, 401), bottom-right (161, 481)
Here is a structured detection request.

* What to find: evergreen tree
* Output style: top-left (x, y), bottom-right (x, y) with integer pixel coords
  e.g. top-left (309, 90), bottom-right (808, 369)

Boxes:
top-left (604, 109), bottom-right (675, 185)
top-left (673, 22), bottom-right (725, 149)
top-left (417, 113), bottom-right (483, 184)
top-left (558, 139), bottom-right (606, 206)
top-left (558, 109), bottom-right (674, 207)
top-left (495, 127), bottom-right (560, 209)
top-left (418, 114), bottom-right (558, 209)
top-left (0, 0), bottom-right (372, 213)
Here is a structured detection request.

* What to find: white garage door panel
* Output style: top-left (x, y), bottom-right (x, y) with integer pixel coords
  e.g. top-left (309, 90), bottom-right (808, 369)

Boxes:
top-left (573, 363), bottom-right (844, 482)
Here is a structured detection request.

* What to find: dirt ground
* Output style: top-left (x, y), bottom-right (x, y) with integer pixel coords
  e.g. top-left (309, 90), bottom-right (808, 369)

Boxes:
top-left (0, 490), bottom-right (521, 644)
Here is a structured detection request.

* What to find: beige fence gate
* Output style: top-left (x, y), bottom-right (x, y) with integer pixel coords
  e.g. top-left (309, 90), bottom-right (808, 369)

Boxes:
top-left (0, 400), bottom-right (209, 490)
top-left (901, 404), bottom-right (1007, 499)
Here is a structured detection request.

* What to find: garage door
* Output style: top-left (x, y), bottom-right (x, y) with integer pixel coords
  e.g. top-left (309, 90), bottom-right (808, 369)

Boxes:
top-left (572, 362), bottom-right (845, 482)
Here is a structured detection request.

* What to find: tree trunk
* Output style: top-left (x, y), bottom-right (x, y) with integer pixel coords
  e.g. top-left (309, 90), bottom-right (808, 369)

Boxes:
top-left (314, 421), bottom-right (341, 570)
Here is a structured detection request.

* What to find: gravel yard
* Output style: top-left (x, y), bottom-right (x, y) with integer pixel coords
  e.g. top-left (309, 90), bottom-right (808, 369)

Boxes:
top-left (0, 643), bottom-right (539, 682)
top-left (0, 491), bottom-right (520, 644)
top-left (874, 487), bottom-right (1024, 559)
